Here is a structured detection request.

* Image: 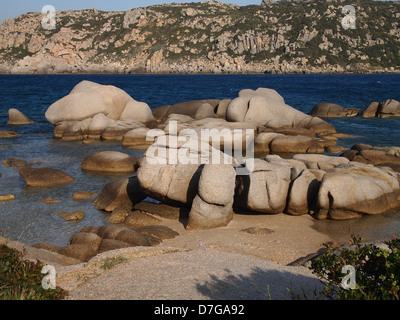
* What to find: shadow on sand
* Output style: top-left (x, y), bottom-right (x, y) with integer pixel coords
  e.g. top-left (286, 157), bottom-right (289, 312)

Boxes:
top-left (196, 266), bottom-right (326, 300)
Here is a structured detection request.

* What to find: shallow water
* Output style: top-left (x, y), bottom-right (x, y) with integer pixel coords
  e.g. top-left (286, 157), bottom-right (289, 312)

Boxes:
top-left (0, 74), bottom-right (399, 246)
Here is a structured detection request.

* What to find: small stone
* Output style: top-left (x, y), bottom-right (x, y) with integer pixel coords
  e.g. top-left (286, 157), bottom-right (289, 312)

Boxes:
top-left (2, 158), bottom-right (30, 169)
top-left (0, 195), bottom-right (15, 201)
top-left (72, 191), bottom-right (97, 201)
top-left (59, 210), bottom-right (86, 221)
top-left (0, 130), bottom-right (20, 138)
top-left (41, 198), bottom-right (60, 204)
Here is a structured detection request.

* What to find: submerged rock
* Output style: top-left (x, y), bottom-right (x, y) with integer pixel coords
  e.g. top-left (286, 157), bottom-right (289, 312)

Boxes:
top-left (72, 191), bottom-right (97, 201)
top-left (58, 210), bottom-right (86, 221)
top-left (19, 167), bottom-right (74, 187)
top-left (0, 194), bottom-right (15, 201)
top-left (0, 130), bottom-right (20, 138)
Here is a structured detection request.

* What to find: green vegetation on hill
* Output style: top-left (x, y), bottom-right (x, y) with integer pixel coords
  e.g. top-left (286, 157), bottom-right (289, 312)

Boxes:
top-left (0, 0), bottom-right (399, 73)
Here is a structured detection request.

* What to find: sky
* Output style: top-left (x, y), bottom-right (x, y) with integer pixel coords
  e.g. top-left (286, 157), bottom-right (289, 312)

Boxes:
top-left (0, 0), bottom-right (260, 22)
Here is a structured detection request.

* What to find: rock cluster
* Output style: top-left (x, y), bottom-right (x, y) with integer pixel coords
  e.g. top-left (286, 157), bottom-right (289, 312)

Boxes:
top-left (309, 99), bottom-right (400, 119)
top-left (341, 144), bottom-right (400, 173)
top-left (33, 224), bottom-right (179, 262)
top-left (360, 99), bottom-right (400, 118)
top-left (139, 151), bottom-right (400, 223)
top-left (47, 82), bottom-right (348, 157)
top-left (14, 81), bottom-right (399, 265)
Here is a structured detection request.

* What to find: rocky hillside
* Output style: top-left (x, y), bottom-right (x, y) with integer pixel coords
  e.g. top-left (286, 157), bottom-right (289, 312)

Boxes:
top-left (1, 0), bottom-right (400, 74)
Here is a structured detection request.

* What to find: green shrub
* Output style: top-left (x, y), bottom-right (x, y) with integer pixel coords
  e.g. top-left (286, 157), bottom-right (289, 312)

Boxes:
top-left (311, 234), bottom-right (400, 300)
top-left (0, 244), bottom-right (68, 300)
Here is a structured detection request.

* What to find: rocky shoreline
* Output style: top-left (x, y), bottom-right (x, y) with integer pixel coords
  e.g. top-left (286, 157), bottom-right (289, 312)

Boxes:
top-left (1, 80), bottom-right (400, 269)
top-left (2, 1), bottom-right (400, 76)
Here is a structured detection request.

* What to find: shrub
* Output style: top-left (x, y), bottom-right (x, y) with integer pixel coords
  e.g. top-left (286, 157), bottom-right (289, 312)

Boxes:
top-left (0, 244), bottom-right (68, 300)
top-left (311, 234), bottom-right (400, 300)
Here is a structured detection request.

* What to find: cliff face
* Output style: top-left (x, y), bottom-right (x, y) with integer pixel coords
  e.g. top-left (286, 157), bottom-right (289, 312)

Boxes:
top-left (1, 0), bottom-right (400, 74)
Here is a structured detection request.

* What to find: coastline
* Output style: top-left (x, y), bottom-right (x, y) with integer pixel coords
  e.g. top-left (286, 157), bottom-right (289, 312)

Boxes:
top-left (3, 209), bottom-right (398, 300)
top-left (1, 70), bottom-right (400, 76)
top-left (0, 211), bottom-right (333, 300)
top-left (1, 74), bottom-right (400, 300)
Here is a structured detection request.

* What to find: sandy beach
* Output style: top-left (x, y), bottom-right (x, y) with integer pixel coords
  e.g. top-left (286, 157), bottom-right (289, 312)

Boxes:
top-left (1, 211), bottom-right (333, 300)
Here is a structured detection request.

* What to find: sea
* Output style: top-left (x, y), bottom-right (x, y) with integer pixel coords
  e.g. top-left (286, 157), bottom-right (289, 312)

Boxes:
top-left (0, 73), bottom-right (400, 247)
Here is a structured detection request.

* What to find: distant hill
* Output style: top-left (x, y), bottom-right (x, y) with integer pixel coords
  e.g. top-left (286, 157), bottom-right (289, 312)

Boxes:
top-left (0, 0), bottom-right (399, 74)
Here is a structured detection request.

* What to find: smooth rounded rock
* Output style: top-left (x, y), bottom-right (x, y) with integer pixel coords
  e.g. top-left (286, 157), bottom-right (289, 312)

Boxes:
top-left (19, 167), bottom-right (74, 187)
top-left (81, 151), bottom-right (139, 173)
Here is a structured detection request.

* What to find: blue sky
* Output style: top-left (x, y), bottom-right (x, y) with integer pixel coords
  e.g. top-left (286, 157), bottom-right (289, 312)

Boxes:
top-left (0, 0), bottom-right (260, 22)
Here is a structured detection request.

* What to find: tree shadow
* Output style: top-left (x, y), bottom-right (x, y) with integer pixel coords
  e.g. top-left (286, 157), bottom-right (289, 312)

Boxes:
top-left (196, 267), bottom-right (325, 300)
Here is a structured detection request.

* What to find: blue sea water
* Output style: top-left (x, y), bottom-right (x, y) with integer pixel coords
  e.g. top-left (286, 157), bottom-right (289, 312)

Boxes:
top-left (0, 74), bottom-right (399, 247)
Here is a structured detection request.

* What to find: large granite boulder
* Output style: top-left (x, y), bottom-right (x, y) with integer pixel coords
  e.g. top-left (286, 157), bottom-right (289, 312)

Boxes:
top-left (187, 164), bottom-right (236, 230)
top-left (234, 158), bottom-right (292, 214)
top-left (286, 167), bottom-right (320, 216)
top-left (45, 80), bottom-right (155, 125)
top-left (137, 156), bottom-right (202, 206)
top-left (377, 99), bottom-right (400, 118)
top-left (315, 162), bottom-right (400, 220)
top-left (226, 88), bottom-right (336, 134)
